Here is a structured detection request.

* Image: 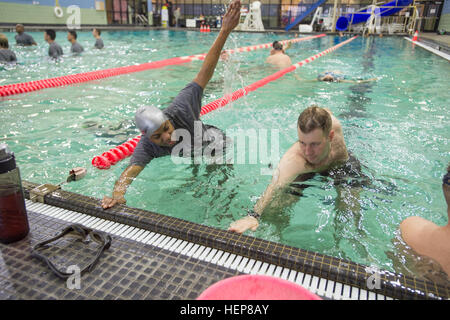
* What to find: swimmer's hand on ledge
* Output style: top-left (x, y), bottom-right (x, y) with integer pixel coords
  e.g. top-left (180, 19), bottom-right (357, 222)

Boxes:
top-left (228, 216), bottom-right (259, 234)
top-left (102, 195), bottom-right (126, 209)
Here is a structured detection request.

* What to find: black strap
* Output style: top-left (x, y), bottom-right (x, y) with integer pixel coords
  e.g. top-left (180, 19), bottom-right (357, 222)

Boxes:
top-left (247, 209), bottom-right (261, 220)
top-left (31, 224), bottom-right (111, 279)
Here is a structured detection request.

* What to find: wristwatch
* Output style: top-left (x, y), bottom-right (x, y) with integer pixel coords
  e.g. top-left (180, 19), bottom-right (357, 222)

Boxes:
top-left (247, 209), bottom-right (261, 220)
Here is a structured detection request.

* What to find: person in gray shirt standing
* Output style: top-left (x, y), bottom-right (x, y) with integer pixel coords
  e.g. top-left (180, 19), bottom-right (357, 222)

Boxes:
top-left (92, 28), bottom-right (104, 49)
top-left (67, 30), bottom-right (84, 54)
top-left (15, 24), bottom-right (37, 46)
top-left (0, 34), bottom-right (17, 63)
top-left (44, 29), bottom-right (63, 59)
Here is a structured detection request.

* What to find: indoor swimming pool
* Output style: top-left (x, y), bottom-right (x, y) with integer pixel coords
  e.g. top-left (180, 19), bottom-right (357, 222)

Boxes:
top-left (1, 30), bottom-right (449, 285)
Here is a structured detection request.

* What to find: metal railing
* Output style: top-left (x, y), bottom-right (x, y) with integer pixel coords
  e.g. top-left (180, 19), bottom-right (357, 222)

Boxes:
top-left (339, 4), bottom-right (418, 35)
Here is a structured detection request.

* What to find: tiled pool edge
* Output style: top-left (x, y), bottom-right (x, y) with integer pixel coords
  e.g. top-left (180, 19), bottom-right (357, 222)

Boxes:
top-left (404, 37), bottom-right (450, 61)
top-left (22, 180), bottom-right (449, 300)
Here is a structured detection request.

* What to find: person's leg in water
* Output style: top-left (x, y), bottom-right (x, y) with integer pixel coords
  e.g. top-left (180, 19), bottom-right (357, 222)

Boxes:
top-left (259, 172), bottom-right (318, 238)
top-left (327, 154), bottom-right (370, 260)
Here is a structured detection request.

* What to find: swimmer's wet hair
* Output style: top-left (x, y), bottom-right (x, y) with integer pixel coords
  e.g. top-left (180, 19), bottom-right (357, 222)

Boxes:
top-left (94, 28), bottom-right (101, 35)
top-left (0, 34), bottom-right (9, 49)
top-left (272, 41), bottom-right (283, 51)
top-left (297, 105), bottom-right (332, 135)
top-left (68, 30), bottom-right (77, 39)
top-left (444, 168), bottom-right (450, 187)
top-left (45, 29), bottom-right (56, 40)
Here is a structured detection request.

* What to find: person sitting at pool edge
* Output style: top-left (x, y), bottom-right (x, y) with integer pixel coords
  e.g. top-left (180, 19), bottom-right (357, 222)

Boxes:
top-left (228, 105), bottom-right (354, 234)
top-left (400, 166), bottom-right (450, 277)
top-left (92, 28), bottom-right (104, 49)
top-left (15, 24), bottom-right (37, 46)
top-left (265, 41), bottom-right (292, 70)
top-left (44, 29), bottom-right (63, 59)
top-left (0, 34), bottom-right (17, 63)
top-left (101, 0), bottom-right (242, 209)
top-left (68, 30), bottom-right (84, 54)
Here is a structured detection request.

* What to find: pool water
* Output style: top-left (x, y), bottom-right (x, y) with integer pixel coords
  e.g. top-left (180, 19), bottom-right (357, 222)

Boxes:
top-left (1, 30), bottom-right (449, 283)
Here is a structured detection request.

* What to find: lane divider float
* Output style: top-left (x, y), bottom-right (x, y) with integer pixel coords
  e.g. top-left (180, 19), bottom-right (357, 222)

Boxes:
top-left (91, 137), bottom-right (141, 169)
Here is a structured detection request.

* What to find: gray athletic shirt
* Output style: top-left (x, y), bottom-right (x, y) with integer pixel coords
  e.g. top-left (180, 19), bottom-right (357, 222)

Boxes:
top-left (15, 33), bottom-right (35, 46)
top-left (48, 42), bottom-right (63, 58)
top-left (95, 38), bottom-right (104, 49)
top-left (130, 82), bottom-right (223, 167)
top-left (0, 49), bottom-right (17, 62)
top-left (71, 42), bottom-right (84, 53)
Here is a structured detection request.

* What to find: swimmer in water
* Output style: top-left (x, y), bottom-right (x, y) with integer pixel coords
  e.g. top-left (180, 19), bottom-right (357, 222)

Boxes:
top-left (400, 165), bottom-right (450, 278)
top-left (92, 28), bottom-right (104, 49)
top-left (44, 29), bottom-right (63, 59)
top-left (15, 24), bottom-right (37, 46)
top-left (265, 40), bottom-right (292, 70)
top-left (0, 34), bottom-right (17, 63)
top-left (102, 0), bottom-right (242, 209)
top-left (67, 30), bottom-right (84, 54)
top-left (317, 71), bottom-right (378, 83)
top-left (228, 105), bottom-right (361, 234)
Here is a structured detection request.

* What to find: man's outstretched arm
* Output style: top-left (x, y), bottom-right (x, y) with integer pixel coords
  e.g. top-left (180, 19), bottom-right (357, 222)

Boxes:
top-left (193, 0), bottom-right (241, 89)
top-left (102, 164), bottom-right (144, 209)
top-left (340, 78), bottom-right (379, 84)
top-left (228, 145), bottom-right (305, 234)
top-left (283, 41), bottom-right (291, 53)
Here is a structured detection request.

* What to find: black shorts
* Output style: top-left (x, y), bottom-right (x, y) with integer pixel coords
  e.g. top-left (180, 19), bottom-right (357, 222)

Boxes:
top-left (287, 153), bottom-right (365, 196)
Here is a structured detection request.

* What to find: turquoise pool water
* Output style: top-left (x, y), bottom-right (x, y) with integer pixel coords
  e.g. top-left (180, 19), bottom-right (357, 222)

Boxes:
top-left (1, 30), bottom-right (449, 283)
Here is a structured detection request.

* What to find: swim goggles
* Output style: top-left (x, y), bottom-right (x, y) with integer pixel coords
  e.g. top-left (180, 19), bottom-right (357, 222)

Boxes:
top-left (31, 224), bottom-right (112, 279)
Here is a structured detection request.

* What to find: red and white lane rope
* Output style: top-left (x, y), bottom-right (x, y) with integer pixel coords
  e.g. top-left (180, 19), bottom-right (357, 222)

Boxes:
top-left (200, 36), bottom-right (358, 116)
top-left (223, 34), bottom-right (326, 54)
top-left (0, 34), bottom-right (325, 98)
top-left (92, 36), bottom-right (357, 170)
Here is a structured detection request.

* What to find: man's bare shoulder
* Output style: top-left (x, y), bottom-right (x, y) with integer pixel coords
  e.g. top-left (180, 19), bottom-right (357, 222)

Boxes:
top-left (400, 217), bottom-right (437, 251)
top-left (325, 110), bottom-right (343, 134)
top-left (276, 142), bottom-right (310, 180)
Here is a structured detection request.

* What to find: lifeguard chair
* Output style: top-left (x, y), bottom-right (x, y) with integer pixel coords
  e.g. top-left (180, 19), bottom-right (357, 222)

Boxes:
top-left (238, 1), bottom-right (265, 31)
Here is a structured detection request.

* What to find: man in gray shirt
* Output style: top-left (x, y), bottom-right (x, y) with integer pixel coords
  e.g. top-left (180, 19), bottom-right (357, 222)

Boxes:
top-left (44, 29), bottom-right (63, 59)
top-left (67, 30), bottom-right (84, 54)
top-left (0, 34), bottom-right (17, 63)
top-left (15, 24), bottom-right (37, 46)
top-left (92, 28), bottom-right (104, 49)
top-left (101, 0), bottom-right (242, 209)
